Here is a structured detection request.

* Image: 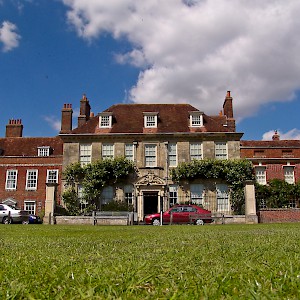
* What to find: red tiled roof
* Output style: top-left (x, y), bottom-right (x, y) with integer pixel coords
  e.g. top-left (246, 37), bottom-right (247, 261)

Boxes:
top-left (0, 137), bottom-right (63, 156)
top-left (70, 104), bottom-right (233, 134)
top-left (241, 140), bottom-right (300, 148)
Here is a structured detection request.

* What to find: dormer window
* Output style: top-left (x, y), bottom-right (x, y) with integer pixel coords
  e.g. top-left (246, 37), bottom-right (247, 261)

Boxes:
top-left (144, 112), bottom-right (158, 128)
top-left (189, 111), bottom-right (203, 127)
top-left (99, 112), bottom-right (113, 128)
top-left (38, 146), bottom-right (50, 157)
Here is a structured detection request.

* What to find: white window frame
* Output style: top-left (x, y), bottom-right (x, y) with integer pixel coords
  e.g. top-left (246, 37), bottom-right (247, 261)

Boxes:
top-left (284, 166), bottom-right (295, 184)
top-left (215, 142), bottom-right (228, 160)
top-left (169, 185), bottom-right (178, 206)
top-left (26, 170), bottom-right (38, 191)
top-left (102, 143), bottom-right (114, 160)
top-left (189, 112), bottom-right (203, 127)
top-left (255, 166), bottom-right (266, 185)
top-left (99, 113), bottom-right (113, 128)
top-left (5, 170), bottom-right (18, 190)
top-left (190, 143), bottom-right (202, 160)
top-left (216, 184), bottom-right (230, 212)
top-left (24, 201), bottom-right (36, 215)
top-left (46, 169), bottom-right (59, 184)
top-left (124, 185), bottom-right (134, 205)
top-left (78, 185), bottom-right (88, 209)
top-left (145, 144), bottom-right (157, 167)
top-left (168, 143), bottom-right (177, 167)
top-left (80, 144), bottom-right (92, 166)
top-left (38, 146), bottom-right (50, 157)
top-left (190, 184), bottom-right (204, 206)
top-left (125, 144), bottom-right (134, 161)
top-left (143, 112), bottom-right (158, 128)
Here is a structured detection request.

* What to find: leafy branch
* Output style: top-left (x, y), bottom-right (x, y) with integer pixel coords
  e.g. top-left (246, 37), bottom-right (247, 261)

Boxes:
top-left (170, 159), bottom-right (255, 214)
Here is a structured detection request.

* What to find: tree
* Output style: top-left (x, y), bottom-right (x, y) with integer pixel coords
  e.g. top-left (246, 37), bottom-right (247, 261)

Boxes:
top-left (256, 179), bottom-right (300, 209)
top-left (62, 158), bottom-right (136, 214)
top-left (170, 159), bottom-right (254, 214)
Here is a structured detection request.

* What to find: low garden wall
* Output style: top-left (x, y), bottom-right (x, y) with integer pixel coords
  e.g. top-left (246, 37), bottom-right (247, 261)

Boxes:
top-left (213, 215), bottom-right (246, 225)
top-left (257, 209), bottom-right (300, 223)
top-left (53, 212), bottom-right (136, 225)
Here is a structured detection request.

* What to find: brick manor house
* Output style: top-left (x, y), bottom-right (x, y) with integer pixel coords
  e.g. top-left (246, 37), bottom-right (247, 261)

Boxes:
top-left (0, 91), bottom-right (299, 221)
top-left (59, 92), bottom-right (241, 221)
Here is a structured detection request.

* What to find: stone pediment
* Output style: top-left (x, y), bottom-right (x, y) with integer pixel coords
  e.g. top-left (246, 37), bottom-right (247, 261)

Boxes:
top-left (2, 198), bottom-right (17, 206)
top-left (136, 173), bottom-right (165, 186)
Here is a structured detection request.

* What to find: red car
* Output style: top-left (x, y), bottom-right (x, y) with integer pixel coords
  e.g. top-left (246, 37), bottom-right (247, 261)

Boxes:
top-left (144, 204), bottom-right (213, 225)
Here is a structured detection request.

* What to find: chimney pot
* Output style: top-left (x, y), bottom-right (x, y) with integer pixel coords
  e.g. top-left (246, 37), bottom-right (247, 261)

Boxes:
top-left (6, 118), bottom-right (23, 137)
top-left (272, 130), bottom-right (280, 141)
top-left (60, 103), bottom-right (73, 133)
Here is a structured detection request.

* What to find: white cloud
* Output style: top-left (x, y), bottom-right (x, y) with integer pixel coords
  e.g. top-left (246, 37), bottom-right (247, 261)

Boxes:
top-left (0, 21), bottom-right (21, 52)
top-left (44, 116), bottom-right (61, 132)
top-left (44, 107), bottom-right (80, 132)
top-left (262, 129), bottom-right (300, 141)
top-left (62, 0), bottom-right (300, 118)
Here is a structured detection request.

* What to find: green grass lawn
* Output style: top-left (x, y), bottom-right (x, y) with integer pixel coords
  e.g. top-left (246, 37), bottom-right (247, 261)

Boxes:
top-left (0, 223), bottom-right (300, 299)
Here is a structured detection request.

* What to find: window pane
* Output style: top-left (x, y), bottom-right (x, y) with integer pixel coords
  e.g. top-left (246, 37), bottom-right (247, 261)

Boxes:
top-left (38, 147), bottom-right (50, 157)
top-left (80, 144), bottom-right (91, 166)
top-left (168, 143), bottom-right (177, 167)
top-left (255, 167), bottom-right (266, 185)
top-left (124, 185), bottom-right (133, 205)
top-left (190, 143), bottom-right (202, 160)
top-left (191, 115), bottom-right (202, 126)
top-left (26, 170), bottom-right (38, 190)
top-left (145, 115), bottom-right (156, 127)
top-left (24, 201), bottom-right (36, 215)
top-left (190, 184), bottom-right (204, 205)
top-left (100, 115), bottom-right (110, 127)
top-left (125, 144), bottom-right (134, 161)
top-left (145, 144), bottom-right (156, 167)
top-left (47, 170), bottom-right (58, 183)
top-left (215, 142), bottom-right (227, 159)
top-left (216, 184), bottom-right (229, 212)
top-left (6, 170), bottom-right (17, 190)
top-left (102, 144), bottom-right (114, 159)
top-left (284, 166), bottom-right (295, 184)
top-left (101, 186), bottom-right (114, 204)
top-left (169, 185), bottom-right (178, 206)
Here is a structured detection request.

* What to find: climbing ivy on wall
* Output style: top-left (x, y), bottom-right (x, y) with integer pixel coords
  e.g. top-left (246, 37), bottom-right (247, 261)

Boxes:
top-left (170, 159), bottom-right (255, 214)
top-left (62, 158), bottom-right (136, 215)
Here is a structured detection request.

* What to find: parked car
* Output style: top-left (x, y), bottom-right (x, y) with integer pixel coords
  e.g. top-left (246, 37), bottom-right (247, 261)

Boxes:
top-left (27, 214), bottom-right (43, 224)
top-left (0, 204), bottom-right (29, 224)
top-left (144, 204), bottom-right (213, 225)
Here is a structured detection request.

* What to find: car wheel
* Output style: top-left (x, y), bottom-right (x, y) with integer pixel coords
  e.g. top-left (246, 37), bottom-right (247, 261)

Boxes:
top-left (195, 219), bottom-right (204, 225)
top-left (2, 217), bottom-right (11, 224)
top-left (152, 218), bottom-right (160, 226)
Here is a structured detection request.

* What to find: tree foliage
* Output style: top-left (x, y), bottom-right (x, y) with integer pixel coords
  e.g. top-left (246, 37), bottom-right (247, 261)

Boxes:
top-left (61, 187), bottom-right (81, 216)
top-left (255, 179), bottom-right (300, 208)
top-left (170, 159), bottom-right (255, 214)
top-left (62, 158), bottom-right (136, 214)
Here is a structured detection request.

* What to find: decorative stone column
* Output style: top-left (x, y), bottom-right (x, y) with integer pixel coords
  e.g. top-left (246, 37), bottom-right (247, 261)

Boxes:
top-left (44, 183), bottom-right (57, 224)
top-left (244, 180), bottom-right (258, 224)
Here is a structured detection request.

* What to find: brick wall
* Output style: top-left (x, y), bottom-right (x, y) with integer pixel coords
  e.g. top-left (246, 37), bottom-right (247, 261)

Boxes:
top-left (258, 209), bottom-right (300, 223)
top-left (0, 156), bottom-right (62, 214)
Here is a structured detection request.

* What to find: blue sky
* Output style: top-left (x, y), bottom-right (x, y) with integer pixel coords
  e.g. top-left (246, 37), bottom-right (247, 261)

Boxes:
top-left (1, 0), bottom-right (300, 140)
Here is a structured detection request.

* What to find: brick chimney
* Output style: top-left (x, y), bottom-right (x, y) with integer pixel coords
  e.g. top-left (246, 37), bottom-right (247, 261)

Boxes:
top-left (6, 119), bottom-right (23, 137)
top-left (78, 94), bottom-right (91, 127)
top-left (272, 130), bottom-right (280, 141)
top-left (60, 103), bottom-right (73, 133)
top-left (223, 91), bottom-right (236, 132)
